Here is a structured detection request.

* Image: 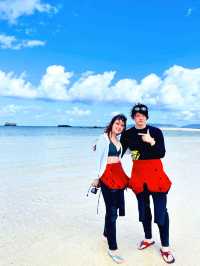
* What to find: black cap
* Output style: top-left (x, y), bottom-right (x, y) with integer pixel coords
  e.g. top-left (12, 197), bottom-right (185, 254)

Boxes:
top-left (131, 103), bottom-right (149, 119)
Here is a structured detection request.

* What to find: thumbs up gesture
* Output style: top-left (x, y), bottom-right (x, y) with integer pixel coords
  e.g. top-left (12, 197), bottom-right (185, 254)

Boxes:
top-left (138, 129), bottom-right (156, 146)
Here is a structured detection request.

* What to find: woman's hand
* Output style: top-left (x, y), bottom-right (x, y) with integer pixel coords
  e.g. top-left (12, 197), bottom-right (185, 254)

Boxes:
top-left (91, 178), bottom-right (100, 188)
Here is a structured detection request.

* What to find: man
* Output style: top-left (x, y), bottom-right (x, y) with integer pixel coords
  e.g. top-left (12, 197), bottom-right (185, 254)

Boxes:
top-left (120, 103), bottom-right (175, 264)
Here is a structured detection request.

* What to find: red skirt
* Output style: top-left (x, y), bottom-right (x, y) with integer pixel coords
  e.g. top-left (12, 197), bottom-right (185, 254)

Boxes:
top-left (100, 162), bottom-right (129, 189)
top-left (129, 159), bottom-right (172, 194)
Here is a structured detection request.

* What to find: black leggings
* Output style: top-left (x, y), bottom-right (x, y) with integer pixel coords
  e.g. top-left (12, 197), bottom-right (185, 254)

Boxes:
top-left (101, 183), bottom-right (124, 250)
top-left (136, 186), bottom-right (169, 247)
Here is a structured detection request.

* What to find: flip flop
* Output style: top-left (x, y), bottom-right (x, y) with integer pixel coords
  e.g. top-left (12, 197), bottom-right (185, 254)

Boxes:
top-left (138, 240), bottom-right (155, 250)
top-left (160, 249), bottom-right (175, 264)
top-left (108, 250), bottom-right (124, 264)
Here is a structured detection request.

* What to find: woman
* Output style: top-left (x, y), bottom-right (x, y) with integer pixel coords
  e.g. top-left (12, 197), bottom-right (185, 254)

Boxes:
top-left (91, 114), bottom-right (129, 264)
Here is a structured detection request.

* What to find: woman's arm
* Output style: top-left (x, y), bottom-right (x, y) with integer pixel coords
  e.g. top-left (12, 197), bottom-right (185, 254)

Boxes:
top-left (95, 135), bottom-right (107, 178)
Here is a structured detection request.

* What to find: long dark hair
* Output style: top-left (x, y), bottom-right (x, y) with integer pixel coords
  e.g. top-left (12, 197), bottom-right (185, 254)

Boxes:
top-left (105, 114), bottom-right (127, 137)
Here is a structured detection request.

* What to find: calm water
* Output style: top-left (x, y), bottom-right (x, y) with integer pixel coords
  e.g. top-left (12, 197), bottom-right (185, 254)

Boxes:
top-left (0, 126), bottom-right (199, 179)
top-left (0, 126), bottom-right (200, 137)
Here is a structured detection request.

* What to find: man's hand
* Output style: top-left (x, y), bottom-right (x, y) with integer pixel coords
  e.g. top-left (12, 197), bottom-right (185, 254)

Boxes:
top-left (138, 129), bottom-right (156, 146)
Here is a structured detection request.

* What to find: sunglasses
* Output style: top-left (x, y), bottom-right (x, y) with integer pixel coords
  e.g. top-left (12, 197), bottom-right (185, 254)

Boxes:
top-left (134, 106), bottom-right (148, 111)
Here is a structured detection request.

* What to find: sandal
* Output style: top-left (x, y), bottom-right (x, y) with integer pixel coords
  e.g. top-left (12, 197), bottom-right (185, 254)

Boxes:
top-left (160, 249), bottom-right (175, 264)
top-left (138, 240), bottom-right (155, 250)
top-left (108, 250), bottom-right (124, 264)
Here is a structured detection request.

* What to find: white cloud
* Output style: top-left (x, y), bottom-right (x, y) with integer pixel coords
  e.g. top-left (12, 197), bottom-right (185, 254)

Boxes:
top-left (0, 33), bottom-right (45, 49)
top-left (0, 64), bottom-right (200, 119)
top-left (0, 104), bottom-right (21, 115)
top-left (174, 110), bottom-right (200, 123)
top-left (160, 65), bottom-right (200, 110)
top-left (186, 8), bottom-right (192, 17)
top-left (0, 70), bottom-right (37, 98)
top-left (111, 111), bottom-right (121, 116)
top-left (0, 0), bottom-right (57, 24)
top-left (39, 65), bottom-right (73, 100)
top-left (22, 39), bottom-right (46, 48)
top-left (180, 111), bottom-right (195, 120)
top-left (68, 71), bottom-right (115, 101)
top-left (66, 107), bottom-right (91, 117)
top-left (0, 34), bottom-right (16, 49)
top-left (0, 104), bottom-right (38, 115)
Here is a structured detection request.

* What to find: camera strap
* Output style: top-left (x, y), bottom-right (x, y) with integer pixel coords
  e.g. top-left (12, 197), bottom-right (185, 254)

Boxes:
top-left (96, 188), bottom-right (102, 215)
top-left (86, 185), bottom-right (92, 197)
top-left (86, 185), bottom-right (101, 215)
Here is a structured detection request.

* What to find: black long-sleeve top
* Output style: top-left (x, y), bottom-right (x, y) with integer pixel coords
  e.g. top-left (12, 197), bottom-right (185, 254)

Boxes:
top-left (120, 125), bottom-right (166, 160)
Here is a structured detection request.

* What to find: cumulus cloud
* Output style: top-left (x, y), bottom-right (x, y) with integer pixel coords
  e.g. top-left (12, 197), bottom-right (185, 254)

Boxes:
top-left (38, 65), bottom-right (73, 100)
top-left (0, 0), bottom-right (57, 24)
top-left (66, 107), bottom-right (91, 117)
top-left (0, 33), bottom-right (45, 49)
top-left (68, 71), bottom-right (115, 101)
top-left (0, 64), bottom-right (200, 117)
top-left (0, 70), bottom-right (37, 98)
top-left (160, 65), bottom-right (200, 110)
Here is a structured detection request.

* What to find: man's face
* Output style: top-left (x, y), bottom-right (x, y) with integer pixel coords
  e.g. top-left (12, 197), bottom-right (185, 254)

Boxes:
top-left (134, 113), bottom-right (147, 127)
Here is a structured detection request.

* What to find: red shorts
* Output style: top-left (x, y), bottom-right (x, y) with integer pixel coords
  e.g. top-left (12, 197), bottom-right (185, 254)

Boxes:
top-left (100, 162), bottom-right (129, 189)
top-left (129, 159), bottom-right (172, 194)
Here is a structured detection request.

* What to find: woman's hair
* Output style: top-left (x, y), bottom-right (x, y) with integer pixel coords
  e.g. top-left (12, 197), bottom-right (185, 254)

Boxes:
top-left (104, 114), bottom-right (127, 137)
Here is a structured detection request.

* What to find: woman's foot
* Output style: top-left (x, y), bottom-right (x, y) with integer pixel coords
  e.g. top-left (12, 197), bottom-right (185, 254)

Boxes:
top-left (160, 248), bottom-right (175, 264)
top-left (108, 249), bottom-right (124, 264)
top-left (137, 239), bottom-right (155, 250)
top-left (102, 234), bottom-right (107, 242)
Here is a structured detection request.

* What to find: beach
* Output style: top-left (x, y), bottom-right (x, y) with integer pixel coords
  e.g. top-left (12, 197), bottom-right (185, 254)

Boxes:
top-left (0, 127), bottom-right (200, 266)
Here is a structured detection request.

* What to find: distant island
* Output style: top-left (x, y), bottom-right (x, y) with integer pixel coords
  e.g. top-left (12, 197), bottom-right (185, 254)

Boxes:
top-left (149, 123), bottom-right (177, 128)
top-left (57, 124), bottom-right (72, 127)
top-left (182, 124), bottom-right (200, 129)
top-left (4, 122), bottom-right (17, 126)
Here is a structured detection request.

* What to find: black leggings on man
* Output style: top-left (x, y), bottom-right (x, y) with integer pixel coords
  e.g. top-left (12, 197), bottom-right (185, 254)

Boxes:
top-left (101, 182), bottom-right (125, 250)
top-left (136, 185), bottom-right (169, 247)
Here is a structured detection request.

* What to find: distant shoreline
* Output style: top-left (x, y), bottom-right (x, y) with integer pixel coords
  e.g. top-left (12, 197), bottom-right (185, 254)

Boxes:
top-left (0, 125), bottom-right (200, 131)
top-left (160, 127), bottom-right (200, 132)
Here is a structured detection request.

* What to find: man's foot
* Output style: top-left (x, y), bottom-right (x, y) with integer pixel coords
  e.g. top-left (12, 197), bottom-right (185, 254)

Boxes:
top-left (108, 249), bottom-right (124, 264)
top-left (138, 239), bottom-right (155, 250)
top-left (160, 248), bottom-right (175, 264)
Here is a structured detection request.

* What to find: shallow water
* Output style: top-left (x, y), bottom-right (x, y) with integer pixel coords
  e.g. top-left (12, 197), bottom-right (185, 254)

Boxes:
top-left (0, 127), bottom-right (200, 266)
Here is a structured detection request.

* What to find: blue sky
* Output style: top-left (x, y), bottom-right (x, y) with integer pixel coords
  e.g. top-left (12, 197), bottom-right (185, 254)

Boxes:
top-left (0, 0), bottom-right (200, 126)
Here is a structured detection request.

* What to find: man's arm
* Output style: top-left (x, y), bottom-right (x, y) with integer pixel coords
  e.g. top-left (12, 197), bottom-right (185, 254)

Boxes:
top-left (138, 127), bottom-right (166, 158)
top-left (150, 128), bottom-right (166, 158)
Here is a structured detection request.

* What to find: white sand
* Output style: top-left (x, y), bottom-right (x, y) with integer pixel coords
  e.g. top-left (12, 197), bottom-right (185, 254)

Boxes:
top-left (0, 135), bottom-right (200, 266)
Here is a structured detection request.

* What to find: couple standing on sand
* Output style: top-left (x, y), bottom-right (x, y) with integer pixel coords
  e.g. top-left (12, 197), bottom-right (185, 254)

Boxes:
top-left (91, 103), bottom-right (175, 264)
